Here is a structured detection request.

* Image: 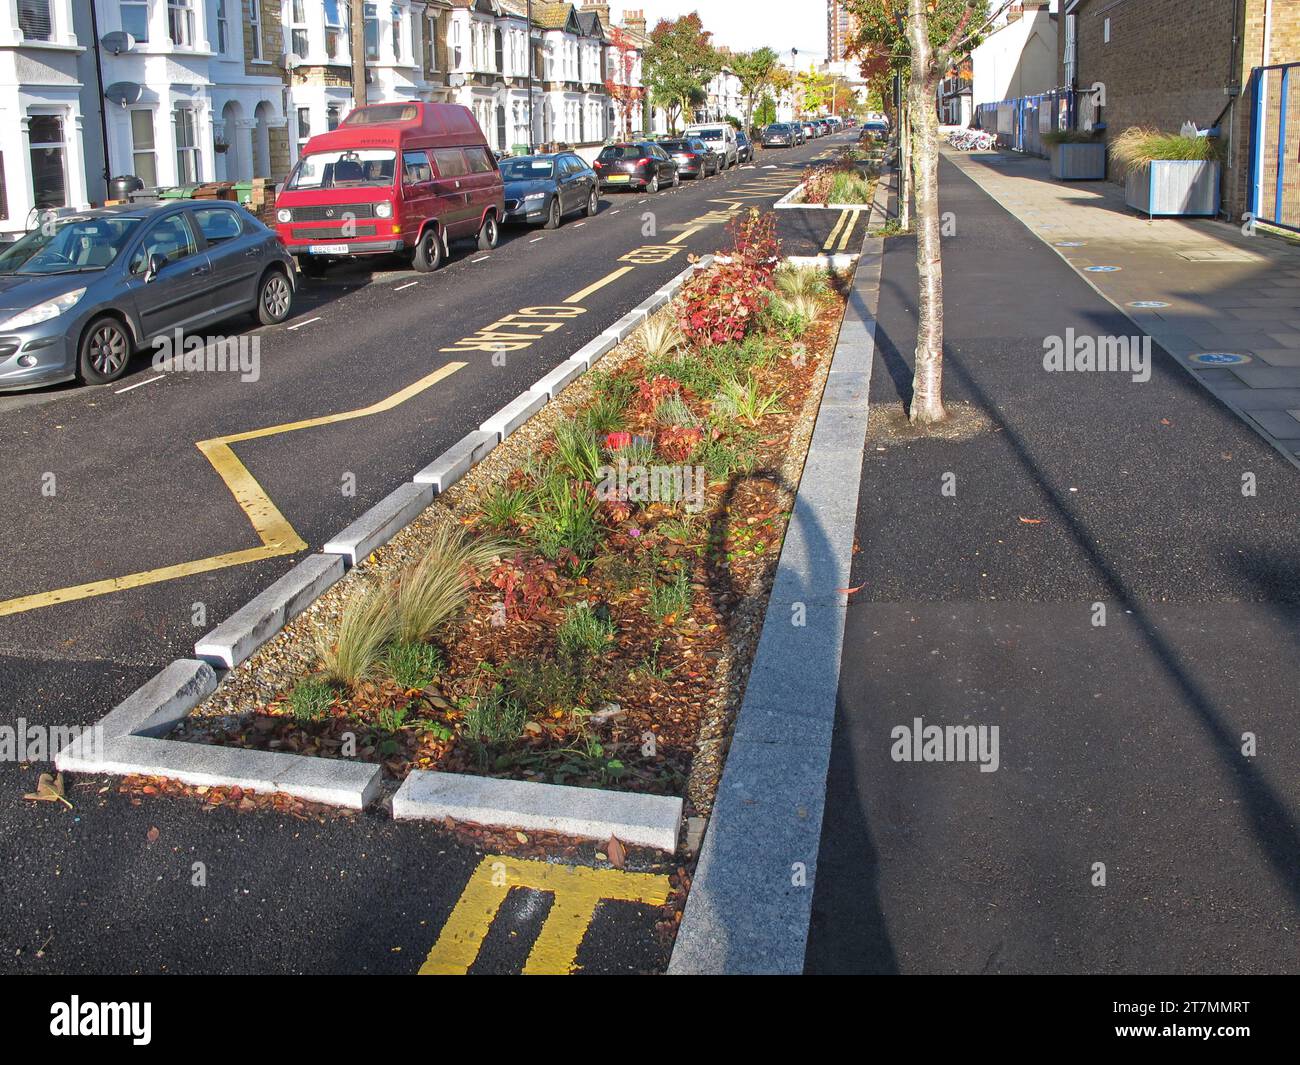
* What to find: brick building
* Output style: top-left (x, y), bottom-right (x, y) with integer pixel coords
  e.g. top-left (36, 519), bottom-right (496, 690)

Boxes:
top-left (1060, 0), bottom-right (1300, 223)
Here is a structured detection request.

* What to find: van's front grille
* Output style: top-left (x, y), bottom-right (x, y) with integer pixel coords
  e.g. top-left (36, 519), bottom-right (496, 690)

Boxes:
top-left (287, 203), bottom-right (379, 222)
top-left (293, 223), bottom-right (379, 240)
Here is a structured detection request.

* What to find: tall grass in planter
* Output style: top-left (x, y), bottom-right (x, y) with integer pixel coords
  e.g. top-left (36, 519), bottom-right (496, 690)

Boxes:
top-left (1111, 127), bottom-right (1223, 217)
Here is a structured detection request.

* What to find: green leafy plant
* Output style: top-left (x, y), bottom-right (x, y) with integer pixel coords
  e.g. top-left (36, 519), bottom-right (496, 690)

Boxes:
top-left (288, 677), bottom-right (335, 722)
top-left (693, 434), bottom-right (755, 482)
top-left (482, 484), bottom-right (533, 531)
top-left (384, 640), bottom-right (444, 691)
top-left (556, 602), bottom-right (616, 663)
top-left (1109, 126), bottom-right (1224, 172)
top-left (394, 526), bottom-right (504, 644)
top-left (637, 638), bottom-right (673, 681)
top-left (463, 683), bottom-right (527, 744)
top-left (712, 375), bottom-right (785, 426)
top-left (552, 419), bottom-right (604, 482)
top-left (578, 392), bottom-right (627, 437)
top-left (531, 473), bottom-right (603, 561)
top-left (654, 392), bottom-right (701, 428)
top-left (317, 585), bottom-right (397, 687)
top-left (647, 563), bottom-right (691, 623)
top-left (376, 705), bottom-right (409, 733)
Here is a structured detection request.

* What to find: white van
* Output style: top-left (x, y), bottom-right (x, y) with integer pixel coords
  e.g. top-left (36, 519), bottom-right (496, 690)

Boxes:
top-left (683, 123), bottom-right (738, 168)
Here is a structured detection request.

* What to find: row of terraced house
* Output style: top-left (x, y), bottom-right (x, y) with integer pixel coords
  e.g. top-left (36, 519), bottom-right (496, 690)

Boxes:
top-left (0, 0), bottom-right (676, 239)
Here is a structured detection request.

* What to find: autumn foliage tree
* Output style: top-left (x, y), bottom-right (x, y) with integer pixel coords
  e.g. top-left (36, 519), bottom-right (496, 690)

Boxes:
top-left (604, 26), bottom-right (646, 139)
top-left (644, 13), bottom-right (721, 133)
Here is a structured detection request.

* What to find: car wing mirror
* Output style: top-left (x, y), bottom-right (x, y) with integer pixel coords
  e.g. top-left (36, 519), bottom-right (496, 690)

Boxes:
top-left (143, 252), bottom-right (166, 282)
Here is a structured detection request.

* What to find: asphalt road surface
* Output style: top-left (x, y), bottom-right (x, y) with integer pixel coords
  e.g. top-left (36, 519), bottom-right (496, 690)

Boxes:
top-left (0, 131), bottom-right (857, 975)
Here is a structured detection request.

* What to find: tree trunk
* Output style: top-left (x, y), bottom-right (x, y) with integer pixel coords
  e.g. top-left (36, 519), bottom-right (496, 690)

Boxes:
top-left (350, 0), bottom-right (367, 111)
top-left (905, 1), bottom-right (948, 425)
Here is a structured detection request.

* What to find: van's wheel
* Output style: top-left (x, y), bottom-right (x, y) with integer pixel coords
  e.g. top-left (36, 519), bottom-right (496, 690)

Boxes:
top-left (477, 213), bottom-right (500, 251)
top-left (543, 198), bottom-right (561, 229)
top-left (77, 316), bottom-right (132, 385)
top-left (585, 187), bottom-right (598, 216)
top-left (412, 227), bottom-right (444, 272)
top-left (255, 268), bottom-right (293, 326)
top-left (647, 174), bottom-right (659, 194)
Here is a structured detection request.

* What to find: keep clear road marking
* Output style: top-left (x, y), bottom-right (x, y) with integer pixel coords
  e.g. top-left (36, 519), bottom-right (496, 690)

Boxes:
top-left (564, 266), bottom-right (635, 304)
top-left (286, 316), bottom-right (322, 331)
top-left (418, 855), bottom-right (672, 975)
top-left (0, 361), bottom-right (466, 617)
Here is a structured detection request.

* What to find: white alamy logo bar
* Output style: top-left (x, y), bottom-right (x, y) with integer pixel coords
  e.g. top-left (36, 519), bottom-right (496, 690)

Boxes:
top-left (50, 997), bottom-right (151, 1045)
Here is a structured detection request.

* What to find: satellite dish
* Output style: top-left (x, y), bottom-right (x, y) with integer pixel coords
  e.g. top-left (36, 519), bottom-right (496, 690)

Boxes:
top-left (100, 31), bottom-right (135, 55)
top-left (104, 82), bottom-right (143, 108)
top-left (282, 52), bottom-right (301, 70)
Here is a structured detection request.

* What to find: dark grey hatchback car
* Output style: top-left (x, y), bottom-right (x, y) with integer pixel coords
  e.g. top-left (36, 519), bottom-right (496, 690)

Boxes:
top-left (0, 200), bottom-right (296, 391)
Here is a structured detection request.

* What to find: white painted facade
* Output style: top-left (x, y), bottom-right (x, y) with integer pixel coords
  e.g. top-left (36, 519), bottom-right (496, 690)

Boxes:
top-left (970, 8), bottom-right (1059, 107)
top-left (0, 0), bottom-right (91, 236)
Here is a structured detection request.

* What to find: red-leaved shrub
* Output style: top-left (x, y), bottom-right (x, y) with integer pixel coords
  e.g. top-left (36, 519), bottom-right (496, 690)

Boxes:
top-left (677, 209), bottom-right (780, 346)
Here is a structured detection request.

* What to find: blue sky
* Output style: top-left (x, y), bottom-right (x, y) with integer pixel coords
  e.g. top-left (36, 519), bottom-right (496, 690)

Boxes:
top-left (612, 1), bottom-right (830, 66)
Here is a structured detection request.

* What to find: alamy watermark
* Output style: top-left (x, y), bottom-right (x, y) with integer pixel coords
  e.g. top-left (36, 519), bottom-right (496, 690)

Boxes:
top-left (1, 719), bottom-right (103, 762)
top-left (890, 717), bottom-right (1000, 773)
top-left (1043, 329), bottom-right (1151, 383)
top-left (595, 459), bottom-right (706, 513)
top-left (151, 328), bottom-right (260, 382)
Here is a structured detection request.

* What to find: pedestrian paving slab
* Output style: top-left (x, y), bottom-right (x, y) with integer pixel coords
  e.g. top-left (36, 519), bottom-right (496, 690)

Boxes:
top-left (945, 147), bottom-right (1300, 472)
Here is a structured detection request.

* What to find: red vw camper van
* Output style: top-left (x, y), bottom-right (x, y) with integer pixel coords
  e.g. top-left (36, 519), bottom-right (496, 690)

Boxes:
top-left (274, 102), bottom-right (504, 274)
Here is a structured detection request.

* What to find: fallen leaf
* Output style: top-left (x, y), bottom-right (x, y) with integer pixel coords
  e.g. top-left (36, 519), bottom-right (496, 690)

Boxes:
top-left (1018, 517), bottom-right (1044, 524)
top-left (23, 773), bottom-right (73, 810)
top-left (146, 826), bottom-right (160, 843)
top-left (606, 834), bottom-right (627, 869)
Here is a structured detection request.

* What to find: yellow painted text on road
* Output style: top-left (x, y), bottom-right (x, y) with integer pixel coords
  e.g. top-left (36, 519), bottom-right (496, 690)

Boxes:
top-left (419, 855), bottom-right (672, 975)
top-left (440, 305), bottom-right (588, 353)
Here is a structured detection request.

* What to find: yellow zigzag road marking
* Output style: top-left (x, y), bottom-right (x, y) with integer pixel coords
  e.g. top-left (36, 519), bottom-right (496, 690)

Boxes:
top-left (419, 855), bottom-right (672, 975)
top-left (0, 361), bottom-right (466, 617)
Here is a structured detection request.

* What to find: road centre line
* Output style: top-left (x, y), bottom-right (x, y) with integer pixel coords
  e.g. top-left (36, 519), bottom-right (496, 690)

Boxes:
top-left (286, 316), bottom-right (322, 331)
top-left (394, 281), bottom-right (419, 291)
top-left (563, 266), bottom-right (635, 304)
top-left (666, 226), bottom-right (704, 246)
top-left (472, 255), bottom-right (489, 262)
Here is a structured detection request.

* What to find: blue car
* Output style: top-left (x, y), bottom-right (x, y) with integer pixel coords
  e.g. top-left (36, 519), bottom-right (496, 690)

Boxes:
top-left (501, 153), bottom-right (599, 229)
top-left (0, 201), bottom-right (296, 390)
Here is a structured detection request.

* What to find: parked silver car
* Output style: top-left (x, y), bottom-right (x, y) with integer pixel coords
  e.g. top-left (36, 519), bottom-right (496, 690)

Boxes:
top-left (0, 201), bottom-right (296, 390)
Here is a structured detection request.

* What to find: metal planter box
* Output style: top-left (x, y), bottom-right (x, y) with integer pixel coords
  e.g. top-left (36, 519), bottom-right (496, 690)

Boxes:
top-left (1049, 142), bottom-right (1106, 180)
top-left (1125, 160), bottom-right (1220, 217)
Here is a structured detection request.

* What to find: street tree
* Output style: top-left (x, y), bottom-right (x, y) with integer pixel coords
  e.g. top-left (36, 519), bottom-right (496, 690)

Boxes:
top-left (604, 26), bottom-right (647, 139)
top-left (644, 13), bottom-right (722, 134)
top-left (845, 0), bottom-right (1006, 424)
top-left (732, 47), bottom-right (780, 133)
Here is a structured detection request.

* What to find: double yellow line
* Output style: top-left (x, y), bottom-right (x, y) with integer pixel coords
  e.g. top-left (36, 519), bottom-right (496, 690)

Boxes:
top-left (823, 209), bottom-right (859, 252)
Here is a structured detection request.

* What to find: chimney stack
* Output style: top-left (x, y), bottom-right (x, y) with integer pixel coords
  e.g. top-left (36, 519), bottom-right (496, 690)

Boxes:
top-left (581, 0), bottom-right (611, 25)
top-left (623, 9), bottom-right (646, 36)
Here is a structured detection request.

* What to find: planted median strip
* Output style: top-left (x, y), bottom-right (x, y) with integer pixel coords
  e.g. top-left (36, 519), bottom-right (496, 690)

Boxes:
top-left (57, 211), bottom-right (851, 884)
